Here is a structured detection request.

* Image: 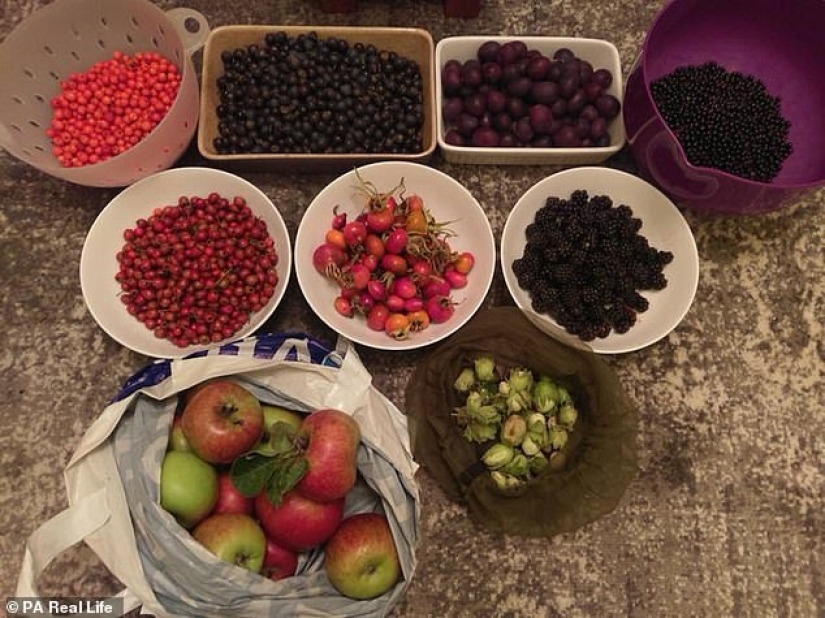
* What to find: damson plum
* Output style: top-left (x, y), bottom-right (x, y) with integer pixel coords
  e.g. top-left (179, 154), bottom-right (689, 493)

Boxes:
top-left (591, 68), bottom-right (613, 88)
top-left (486, 90), bottom-right (507, 114)
top-left (477, 40), bottom-right (501, 63)
top-left (444, 129), bottom-right (466, 146)
top-left (497, 41), bottom-right (523, 65)
top-left (471, 127), bottom-right (500, 147)
top-left (515, 117), bottom-right (534, 144)
top-left (531, 81), bottom-right (560, 105)
top-left (527, 56), bottom-right (552, 81)
top-left (482, 62), bottom-right (503, 85)
top-left (493, 112), bottom-right (513, 132)
top-left (442, 98), bottom-right (464, 123)
top-left (595, 94), bottom-right (621, 120)
top-left (553, 125), bottom-right (581, 147)
top-left (507, 76), bottom-right (533, 98)
top-left (439, 39), bottom-right (621, 150)
top-left (461, 60), bottom-right (483, 88)
top-left (506, 97), bottom-right (528, 120)
top-left (464, 92), bottom-right (487, 117)
top-left (589, 117), bottom-right (608, 140)
top-left (455, 113), bottom-right (480, 137)
top-left (529, 104), bottom-right (554, 134)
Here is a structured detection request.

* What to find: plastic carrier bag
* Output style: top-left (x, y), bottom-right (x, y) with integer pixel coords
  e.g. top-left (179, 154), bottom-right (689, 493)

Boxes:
top-left (16, 333), bottom-right (419, 617)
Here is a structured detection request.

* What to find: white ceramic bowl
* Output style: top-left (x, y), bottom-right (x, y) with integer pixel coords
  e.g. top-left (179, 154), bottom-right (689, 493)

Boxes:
top-left (435, 36), bottom-right (626, 165)
top-left (501, 167), bottom-right (699, 354)
top-left (295, 161), bottom-right (495, 351)
top-left (80, 167), bottom-right (292, 358)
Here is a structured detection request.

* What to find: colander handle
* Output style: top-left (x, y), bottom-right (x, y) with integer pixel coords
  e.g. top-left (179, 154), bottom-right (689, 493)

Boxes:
top-left (0, 123), bottom-right (17, 151)
top-left (164, 8), bottom-right (210, 56)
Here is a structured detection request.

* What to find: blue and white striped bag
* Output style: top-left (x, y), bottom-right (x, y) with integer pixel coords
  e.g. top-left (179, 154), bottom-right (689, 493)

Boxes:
top-left (16, 333), bottom-right (420, 617)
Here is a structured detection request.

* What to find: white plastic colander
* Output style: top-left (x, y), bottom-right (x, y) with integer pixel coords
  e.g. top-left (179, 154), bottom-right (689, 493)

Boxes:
top-left (0, 0), bottom-right (209, 187)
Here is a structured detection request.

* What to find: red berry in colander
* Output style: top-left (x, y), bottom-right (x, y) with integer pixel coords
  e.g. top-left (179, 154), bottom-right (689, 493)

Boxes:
top-left (47, 51), bottom-right (181, 168)
top-left (115, 193), bottom-right (280, 348)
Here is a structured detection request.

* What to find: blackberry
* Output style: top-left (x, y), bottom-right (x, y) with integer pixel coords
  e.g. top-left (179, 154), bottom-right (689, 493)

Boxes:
top-left (650, 61), bottom-right (792, 182)
top-left (513, 189), bottom-right (673, 342)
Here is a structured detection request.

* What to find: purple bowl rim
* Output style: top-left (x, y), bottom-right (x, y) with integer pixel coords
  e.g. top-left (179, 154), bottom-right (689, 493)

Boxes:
top-left (636, 0), bottom-right (825, 191)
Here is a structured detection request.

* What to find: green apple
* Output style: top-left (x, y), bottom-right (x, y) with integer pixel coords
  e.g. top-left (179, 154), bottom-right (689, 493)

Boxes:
top-left (324, 512), bottom-right (400, 600)
top-left (263, 404), bottom-right (303, 435)
top-left (257, 405), bottom-right (304, 454)
top-left (160, 450), bottom-right (218, 529)
top-left (167, 415), bottom-right (192, 452)
top-left (192, 513), bottom-right (267, 574)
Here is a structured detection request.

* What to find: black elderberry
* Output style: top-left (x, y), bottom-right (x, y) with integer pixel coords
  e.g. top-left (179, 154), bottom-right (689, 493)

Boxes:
top-left (650, 62), bottom-right (792, 182)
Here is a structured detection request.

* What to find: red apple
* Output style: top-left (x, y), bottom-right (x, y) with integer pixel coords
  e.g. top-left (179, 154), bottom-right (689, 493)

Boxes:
top-left (324, 512), bottom-right (400, 600)
top-left (213, 472), bottom-right (254, 515)
top-left (255, 488), bottom-right (344, 552)
top-left (181, 380), bottom-right (264, 464)
top-left (262, 537), bottom-right (298, 581)
top-left (192, 512), bottom-right (267, 574)
top-left (296, 408), bottom-right (361, 502)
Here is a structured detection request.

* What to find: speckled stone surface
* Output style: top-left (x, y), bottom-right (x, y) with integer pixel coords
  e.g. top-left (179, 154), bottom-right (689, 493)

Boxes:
top-left (1, 1), bottom-right (823, 616)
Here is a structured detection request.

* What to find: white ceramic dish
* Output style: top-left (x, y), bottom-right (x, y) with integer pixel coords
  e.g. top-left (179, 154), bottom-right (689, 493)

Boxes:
top-left (80, 167), bottom-right (292, 358)
top-left (295, 161), bottom-right (495, 351)
top-left (501, 167), bottom-right (699, 354)
top-left (435, 36), bottom-right (626, 165)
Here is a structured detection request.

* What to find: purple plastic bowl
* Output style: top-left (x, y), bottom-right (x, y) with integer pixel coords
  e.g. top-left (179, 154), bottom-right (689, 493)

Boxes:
top-left (624, 0), bottom-right (825, 215)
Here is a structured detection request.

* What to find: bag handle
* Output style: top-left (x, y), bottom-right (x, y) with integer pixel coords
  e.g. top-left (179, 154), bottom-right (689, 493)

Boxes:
top-left (114, 333), bottom-right (336, 402)
top-left (15, 486), bottom-right (141, 616)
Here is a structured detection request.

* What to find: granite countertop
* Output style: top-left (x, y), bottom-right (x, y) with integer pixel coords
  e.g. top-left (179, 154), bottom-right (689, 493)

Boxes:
top-left (1, 1), bottom-right (823, 616)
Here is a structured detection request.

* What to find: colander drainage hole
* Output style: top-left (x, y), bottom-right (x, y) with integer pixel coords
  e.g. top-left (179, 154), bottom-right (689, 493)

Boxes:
top-left (184, 18), bottom-right (200, 34)
top-left (43, 45), bottom-right (54, 56)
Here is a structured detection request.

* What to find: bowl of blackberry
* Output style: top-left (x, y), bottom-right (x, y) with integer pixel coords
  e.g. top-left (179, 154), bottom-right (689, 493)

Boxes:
top-left (623, 0), bottom-right (825, 214)
top-left (501, 167), bottom-right (699, 354)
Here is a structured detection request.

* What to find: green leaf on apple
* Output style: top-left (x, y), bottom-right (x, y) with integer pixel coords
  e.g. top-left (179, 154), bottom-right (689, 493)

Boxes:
top-left (229, 422), bottom-right (309, 505)
top-left (265, 457), bottom-right (309, 506)
top-left (230, 453), bottom-right (280, 498)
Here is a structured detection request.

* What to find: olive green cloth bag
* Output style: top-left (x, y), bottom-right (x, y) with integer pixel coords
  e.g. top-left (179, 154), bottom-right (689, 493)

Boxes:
top-left (405, 307), bottom-right (638, 537)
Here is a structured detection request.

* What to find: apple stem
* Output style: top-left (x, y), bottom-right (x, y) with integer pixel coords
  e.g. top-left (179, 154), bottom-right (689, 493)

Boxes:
top-left (221, 402), bottom-right (244, 425)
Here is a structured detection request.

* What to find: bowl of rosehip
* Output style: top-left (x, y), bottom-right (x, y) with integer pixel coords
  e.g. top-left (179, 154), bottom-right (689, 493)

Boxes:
top-left (436, 36), bottom-right (626, 165)
top-left (80, 167), bottom-right (291, 358)
top-left (294, 161), bottom-right (496, 351)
